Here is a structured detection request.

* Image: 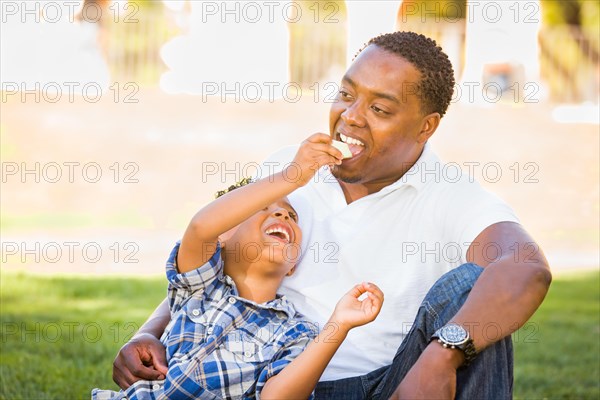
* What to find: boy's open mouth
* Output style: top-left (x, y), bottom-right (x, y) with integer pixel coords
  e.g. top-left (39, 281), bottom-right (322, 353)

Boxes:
top-left (264, 223), bottom-right (292, 244)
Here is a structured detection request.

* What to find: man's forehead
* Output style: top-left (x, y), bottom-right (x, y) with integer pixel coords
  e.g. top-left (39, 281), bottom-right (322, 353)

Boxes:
top-left (343, 45), bottom-right (421, 100)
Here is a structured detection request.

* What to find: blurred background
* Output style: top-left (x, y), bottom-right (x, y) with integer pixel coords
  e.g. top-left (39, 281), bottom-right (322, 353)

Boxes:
top-left (1, 0), bottom-right (599, 398)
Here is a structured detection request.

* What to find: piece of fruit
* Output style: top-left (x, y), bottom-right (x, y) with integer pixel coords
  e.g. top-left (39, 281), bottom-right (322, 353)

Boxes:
top-left (331, 140), bottom-right (353, 159)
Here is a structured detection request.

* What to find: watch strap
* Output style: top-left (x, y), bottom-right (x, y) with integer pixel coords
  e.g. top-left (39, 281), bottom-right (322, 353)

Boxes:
top-left (431, 324), bottom-right (478, 368)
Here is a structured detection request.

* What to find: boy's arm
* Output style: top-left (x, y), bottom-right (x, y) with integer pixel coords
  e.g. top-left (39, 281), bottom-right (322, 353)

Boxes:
top-left (177, 133), bottom-right (342, 273)
top-left (260, 283), bottom-right (384, 400)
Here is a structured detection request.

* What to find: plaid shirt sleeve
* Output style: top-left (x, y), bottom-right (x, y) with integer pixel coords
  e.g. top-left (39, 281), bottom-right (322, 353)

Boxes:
top-left (165, 241), bottom-right (223, 314)
top-left (255, 320), bottom-right (319, 400)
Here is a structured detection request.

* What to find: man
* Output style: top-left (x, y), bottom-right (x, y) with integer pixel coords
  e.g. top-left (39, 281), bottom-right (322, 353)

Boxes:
top-left (113, 32), bottom-right (551, 399)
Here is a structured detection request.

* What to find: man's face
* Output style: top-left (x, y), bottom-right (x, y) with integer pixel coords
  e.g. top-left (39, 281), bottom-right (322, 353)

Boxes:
top-left (329, 45), bottom-right (429, 187)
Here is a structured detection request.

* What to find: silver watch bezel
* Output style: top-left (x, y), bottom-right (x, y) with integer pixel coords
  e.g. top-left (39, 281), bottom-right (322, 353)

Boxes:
top-left (437, 323), bottom-right (469, 347)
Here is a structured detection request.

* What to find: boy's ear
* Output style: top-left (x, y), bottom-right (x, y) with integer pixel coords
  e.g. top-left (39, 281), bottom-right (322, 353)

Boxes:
top-left (286, 266), bottom-right (296, 276)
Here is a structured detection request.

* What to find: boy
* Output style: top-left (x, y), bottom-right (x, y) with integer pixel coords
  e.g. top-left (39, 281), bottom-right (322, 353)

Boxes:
top-left (92, 134), bottom-right (384, 399)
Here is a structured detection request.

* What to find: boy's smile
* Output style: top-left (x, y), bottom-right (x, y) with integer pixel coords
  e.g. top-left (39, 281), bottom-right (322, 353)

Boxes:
top-left (263, 221), bottom-right (294, 244)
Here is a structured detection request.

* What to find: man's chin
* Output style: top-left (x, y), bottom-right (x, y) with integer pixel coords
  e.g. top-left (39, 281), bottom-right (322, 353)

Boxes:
top-left (330, 166), bottom-right (362, 184)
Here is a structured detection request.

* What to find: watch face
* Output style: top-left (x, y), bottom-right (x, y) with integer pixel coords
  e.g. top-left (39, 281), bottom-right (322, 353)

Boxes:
top-left (440, 323), bottom-right (468, 346)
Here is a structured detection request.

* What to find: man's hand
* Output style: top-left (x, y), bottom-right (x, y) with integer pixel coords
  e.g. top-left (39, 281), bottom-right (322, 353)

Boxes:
top-left (113, 333), bottom-right (168, 389)
top-left (390, 341), bottom-right (463, 400)
top-left (331, 282), bottom-right (384, 331)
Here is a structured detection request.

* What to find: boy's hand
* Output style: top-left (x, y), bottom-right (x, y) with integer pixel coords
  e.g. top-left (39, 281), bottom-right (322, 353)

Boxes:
top-left (331, 282), bottom-right (384, 331)
top-left (288, 133), bottom-right (343, 187)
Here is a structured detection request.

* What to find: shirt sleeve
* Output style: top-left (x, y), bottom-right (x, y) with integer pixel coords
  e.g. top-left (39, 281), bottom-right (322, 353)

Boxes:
top-left (257, 145), bottom-right (299, 178)
top-left (438, 179), bottom-right (520, 267)
top-left (254, 320), bottom-right (318, 400)
top-left (165, 241), bottom-right (223, 314)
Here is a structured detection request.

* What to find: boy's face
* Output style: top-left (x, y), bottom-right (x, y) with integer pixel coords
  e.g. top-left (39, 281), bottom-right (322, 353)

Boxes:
top-left (225, 198), bottom-right (302, 276)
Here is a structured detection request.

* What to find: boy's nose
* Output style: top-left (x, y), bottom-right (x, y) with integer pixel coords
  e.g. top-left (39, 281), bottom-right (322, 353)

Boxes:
top-left (273, 209), bottom-right (290, 220)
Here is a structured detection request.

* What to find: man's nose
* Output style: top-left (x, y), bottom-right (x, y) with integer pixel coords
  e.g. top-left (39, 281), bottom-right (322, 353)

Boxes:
top-left (341, 102), bottom-right (366, 127)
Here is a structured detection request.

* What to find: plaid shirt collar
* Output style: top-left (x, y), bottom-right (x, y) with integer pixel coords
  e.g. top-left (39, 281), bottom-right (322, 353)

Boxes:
top-left (217, 273), bottom-right (298, 319)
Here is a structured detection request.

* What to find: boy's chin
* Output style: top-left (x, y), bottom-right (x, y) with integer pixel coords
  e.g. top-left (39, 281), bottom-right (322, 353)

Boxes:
top-left (262, 243), bottom-right (301, 265)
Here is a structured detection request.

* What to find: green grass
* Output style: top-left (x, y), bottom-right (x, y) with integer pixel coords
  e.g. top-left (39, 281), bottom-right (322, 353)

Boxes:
top-left (513, 271), bottom-right (600, 399)
top-left (0, 273), bottom-right (167, 399)
top-left (1, 271), bottom-right (598, 399)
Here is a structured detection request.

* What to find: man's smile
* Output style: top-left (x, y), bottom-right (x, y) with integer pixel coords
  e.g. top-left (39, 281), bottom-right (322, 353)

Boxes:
top-left (337, 131), bottom-right (366, 158)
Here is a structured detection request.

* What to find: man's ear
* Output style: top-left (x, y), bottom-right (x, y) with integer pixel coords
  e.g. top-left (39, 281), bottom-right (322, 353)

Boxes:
top-left (417, 112), bottom-right (441, 143)
top-left (286, 265), bottom-right (296, 276)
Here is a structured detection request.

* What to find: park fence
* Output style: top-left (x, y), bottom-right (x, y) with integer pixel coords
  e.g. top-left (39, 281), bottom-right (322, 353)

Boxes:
top-left (102, 8), bottom-right (598, 104)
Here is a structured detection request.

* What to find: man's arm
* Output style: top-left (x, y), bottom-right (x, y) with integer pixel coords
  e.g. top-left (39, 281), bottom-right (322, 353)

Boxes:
top-left (392, 221), bottom-right (552, 399)
top-left (113, 298), bottom-right (170, 389)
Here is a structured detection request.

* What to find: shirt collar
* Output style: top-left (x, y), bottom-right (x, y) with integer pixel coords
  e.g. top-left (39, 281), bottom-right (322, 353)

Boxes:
top-left (379, 141), bottom-right (440, 194)
top-left (222, 274), bottom-right (297, 318)
top-left (317, 141), bottom-right (439, 198)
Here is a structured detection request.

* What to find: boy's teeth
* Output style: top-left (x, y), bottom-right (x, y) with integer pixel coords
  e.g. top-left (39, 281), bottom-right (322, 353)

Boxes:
top-left (265, 227), bottom-right (290, 242)
top-left (340, 133), bottom-right (364, 146)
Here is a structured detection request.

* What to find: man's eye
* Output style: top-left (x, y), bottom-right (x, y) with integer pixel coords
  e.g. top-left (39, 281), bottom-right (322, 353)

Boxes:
top-left (339, 90), bottom-right (351, 99)
top-left (372, 105), bottom-right (388, 114)
top-left (290, 212), bottom-right (298, 222)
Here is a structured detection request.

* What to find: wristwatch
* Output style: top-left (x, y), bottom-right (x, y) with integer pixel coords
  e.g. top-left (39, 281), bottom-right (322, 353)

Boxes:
top-left (431, 323), bottom-right (477, 367)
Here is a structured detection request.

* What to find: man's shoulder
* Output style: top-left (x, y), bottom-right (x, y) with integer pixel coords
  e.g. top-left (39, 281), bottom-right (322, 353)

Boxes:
top-left (258, 145), bottom-right (300, 177)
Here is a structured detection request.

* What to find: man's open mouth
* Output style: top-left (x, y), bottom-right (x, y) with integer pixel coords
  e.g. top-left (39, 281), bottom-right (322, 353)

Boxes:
top-left (339, 133), bottom-right (365, 157)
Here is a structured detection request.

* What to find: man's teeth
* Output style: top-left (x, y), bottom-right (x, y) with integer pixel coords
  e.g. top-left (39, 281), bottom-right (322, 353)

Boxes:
top-left (340, 133), bottom-right (365, 147)
top-left (265, 227), bottom-right (290, 242)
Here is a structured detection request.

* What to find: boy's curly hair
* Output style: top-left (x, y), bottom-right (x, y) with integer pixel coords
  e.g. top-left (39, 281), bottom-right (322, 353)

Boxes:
top-left (214, 177), bottom-right (254, 199)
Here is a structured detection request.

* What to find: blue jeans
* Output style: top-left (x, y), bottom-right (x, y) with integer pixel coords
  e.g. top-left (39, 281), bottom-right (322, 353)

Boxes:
top-left (314, 263), bottom-right (513, 400)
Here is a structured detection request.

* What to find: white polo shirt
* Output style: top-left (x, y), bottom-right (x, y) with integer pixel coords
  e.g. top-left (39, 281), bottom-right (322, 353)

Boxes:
top-left (261, 142), bottom-right (519, 381)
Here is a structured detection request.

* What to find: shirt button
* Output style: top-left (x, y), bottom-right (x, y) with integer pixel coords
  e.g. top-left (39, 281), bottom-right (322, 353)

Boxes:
top-left (244, 350), bottom-right (253, 358)
top-left (191, 309), bottom-right (200, 316)
top-left (206, 327), bottom-right (214, 334)
top-left (228, 297), bottom-right (236, 304)
top-left (152, 383), bottom-right (160, 390)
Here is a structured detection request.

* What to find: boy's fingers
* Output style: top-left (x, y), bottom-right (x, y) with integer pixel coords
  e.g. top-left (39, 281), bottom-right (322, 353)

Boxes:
top-left (306, 132), bottom-right (333, 144)
top-left (364, 283), bottom-right (384, 302)
top-left (348, 282), bottom-right (368, 298)
top-left (305, 142), bottom-right (344, 161)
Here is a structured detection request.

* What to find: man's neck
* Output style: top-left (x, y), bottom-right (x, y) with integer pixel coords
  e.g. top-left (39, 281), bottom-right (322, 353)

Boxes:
top-left (337, 145), bottom-right (425, 204)
top-left (337, 166), bottom-right (414, 204)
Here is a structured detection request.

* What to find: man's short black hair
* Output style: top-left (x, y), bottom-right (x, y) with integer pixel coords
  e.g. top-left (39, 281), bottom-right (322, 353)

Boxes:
top-left (359, 31), bottom-right (455, 118)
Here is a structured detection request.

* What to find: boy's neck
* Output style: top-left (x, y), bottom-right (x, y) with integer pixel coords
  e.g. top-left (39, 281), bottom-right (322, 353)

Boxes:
top-left (224, 264), bottom-right (281, 304)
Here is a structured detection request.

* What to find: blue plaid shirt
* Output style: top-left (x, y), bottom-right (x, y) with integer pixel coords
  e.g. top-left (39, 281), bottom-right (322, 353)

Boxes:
top-left (92, 242), bottom-right (317, 400)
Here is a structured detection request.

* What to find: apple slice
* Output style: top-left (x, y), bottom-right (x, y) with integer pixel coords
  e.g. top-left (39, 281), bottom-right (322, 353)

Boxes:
top-left (331, 140), bottom-right (353, 159)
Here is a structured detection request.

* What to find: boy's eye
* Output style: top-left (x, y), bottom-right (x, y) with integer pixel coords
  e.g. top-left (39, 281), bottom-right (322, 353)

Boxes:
top-left (289, 211), bottom-right (298, 222)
